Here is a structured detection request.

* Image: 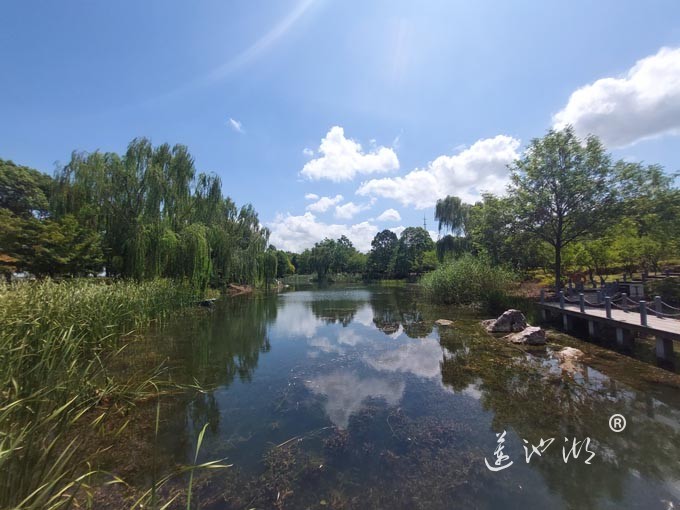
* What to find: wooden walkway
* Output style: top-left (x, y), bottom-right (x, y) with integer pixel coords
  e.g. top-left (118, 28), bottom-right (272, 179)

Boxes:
top-left (540, 302), bottom-right (680, 341)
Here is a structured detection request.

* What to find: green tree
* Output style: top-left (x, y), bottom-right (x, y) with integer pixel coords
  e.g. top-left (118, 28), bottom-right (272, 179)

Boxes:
top-left (435, 195), bottom-right (470, 236)
top-left (367, 229), bottom-right (398, 278)
top-left (508, 127), bottom-right (617, 289)
top-left (394, 227), bottom-right (435, 277)
top-left (49, 138), bottom-right (269, 285)
top-left (275, 250), bottom-right (294, 278)
top-left (310, 238), bottom-right (336, 280)
top-left (0, 159), bottom-right (52, 218)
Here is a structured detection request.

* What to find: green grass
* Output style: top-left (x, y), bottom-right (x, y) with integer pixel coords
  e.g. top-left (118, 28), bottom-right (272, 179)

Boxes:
top-left (420, 254), bottom-right (518, 312)
top-left (0, 278), bottom-right (202, 509)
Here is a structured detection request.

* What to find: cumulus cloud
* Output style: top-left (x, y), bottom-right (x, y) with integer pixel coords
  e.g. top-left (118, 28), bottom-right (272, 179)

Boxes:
top-left (553, 47), bottom-right (680, 147)
top-left (301, 126), bottom-right (399, 181)
top-left (334, 199), bottom-right (374, 220)
top-left (357, 135), bottom-right (520, 207)
top-left (376, 208), bottom-right (401, 222)
top-left (303, 148), bottom-right (315, 157)
top-left (304, 193), bottom-right (319, 200)
top-left (228, 118), bottom-right (244, 133)
top-left (364, 337), bottom-right (446, 379)
top-left (306, 194), bottom-right (344, 213)
top-left (305, 370), bottom-right (404, 428)
top-left (267, 212), bottom-right (379, 252)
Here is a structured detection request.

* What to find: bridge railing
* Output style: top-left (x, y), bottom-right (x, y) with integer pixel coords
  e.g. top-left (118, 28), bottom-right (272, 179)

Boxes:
top-left (540, 289), bottom-right (680, 327)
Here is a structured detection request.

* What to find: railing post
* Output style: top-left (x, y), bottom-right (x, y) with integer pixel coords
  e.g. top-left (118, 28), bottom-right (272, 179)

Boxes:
top-left (605, 296), bottom-right (612, 319)
top-left (540, 289), bottom-right (545, 305)
top-left (655, 295), bottom-right (662, 318)
top-left (559, 291), bottom-right (565, 309)
top-left (622, 293), bottom-right (628, 313)
top-left (579, 293), bottom-right (585, 313)
top-left (596, 290), bottom-right (602, 304)
top-left (640, 301), bottom-right (648, 326)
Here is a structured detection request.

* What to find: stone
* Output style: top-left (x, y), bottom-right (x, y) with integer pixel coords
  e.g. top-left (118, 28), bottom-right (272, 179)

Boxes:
top-left (483, 309), bottom-right (527, 333)
top-left (554, 346), bottom-right (584, 373)
top-left (503, 326), bottom-right (546, 345)
top-left (435, 319), bottom-right (454, 327)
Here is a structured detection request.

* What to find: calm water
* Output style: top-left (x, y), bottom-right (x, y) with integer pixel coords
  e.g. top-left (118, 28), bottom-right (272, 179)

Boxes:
top-left (120, 285), bottom-right (680, 509)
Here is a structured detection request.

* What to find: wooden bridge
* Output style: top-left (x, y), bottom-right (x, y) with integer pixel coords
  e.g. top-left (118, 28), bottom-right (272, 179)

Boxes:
top-left (538, 290), bottom-right (679, 362)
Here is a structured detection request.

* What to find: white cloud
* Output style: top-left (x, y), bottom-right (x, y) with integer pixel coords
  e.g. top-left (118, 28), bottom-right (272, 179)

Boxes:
top-left (357, 135), bottom-right (520, 207)
top-left (306, 194), bottom-right (344, 213)
top-left (553, 47), bottom-right (680, 147)
top-left (304, 193), bottom-right (319, 200)
top-left (301, 126), bottom-right (399, 182)
top-left (364, 337), bottom-right (446, 379)
top-left (268, 212), bottom-right (379, 252)
top-left (334, 200), bottom-right (373, 220)
top-left (303, 148), bottom-right (315, 157)
top-left (389, 226), bottom-right (406, 238)
top-left (376, 208), bottom-right (401, 222)
top-left (228, 118), bottom-right (244, 133)
top-left (305, 370), bottom-right (404, 429)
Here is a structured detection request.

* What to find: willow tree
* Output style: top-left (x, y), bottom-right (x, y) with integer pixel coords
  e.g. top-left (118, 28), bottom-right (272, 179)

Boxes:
top-left (50, 137), bottom-right (269, 286)
top-left (435, 196), bottom-right (470, 236)
top-left (508, 127), bottom-right (617, 290)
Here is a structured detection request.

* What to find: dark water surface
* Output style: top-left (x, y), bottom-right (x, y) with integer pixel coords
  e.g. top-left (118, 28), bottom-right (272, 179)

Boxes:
top-left (126, 285), bottom-right (680, 509)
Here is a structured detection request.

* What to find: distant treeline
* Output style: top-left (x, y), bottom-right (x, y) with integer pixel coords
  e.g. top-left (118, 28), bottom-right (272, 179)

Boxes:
top-left (0, 138), bottom-right (270, 289)
top-left (287, 127), bottom-right (680, 289)
top-left (2, 127), bottom-right (679, 290)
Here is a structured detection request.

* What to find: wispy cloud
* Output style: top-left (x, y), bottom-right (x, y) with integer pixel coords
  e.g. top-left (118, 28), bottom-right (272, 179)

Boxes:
top-left (134, 0), bottom-right (317, 109)
top-left (206, 0), bottom-right (317, 84)
top-left (228, 117), bottom-right (244, 133)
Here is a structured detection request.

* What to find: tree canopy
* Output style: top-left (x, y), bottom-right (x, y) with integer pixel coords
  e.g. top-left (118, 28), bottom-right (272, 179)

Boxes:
top-left (508, 126), bottom-right (618, 289)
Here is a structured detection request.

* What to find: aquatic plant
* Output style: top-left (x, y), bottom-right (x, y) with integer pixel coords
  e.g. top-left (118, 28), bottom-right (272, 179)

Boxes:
top-left (420, 254), bottom-right (518, 310)
top-left (0, 278), bottom-right (201, 509)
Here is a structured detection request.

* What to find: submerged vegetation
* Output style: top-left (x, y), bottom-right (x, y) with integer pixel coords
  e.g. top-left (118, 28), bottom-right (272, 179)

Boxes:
top-left (0, 279), bottom-right (204, 509)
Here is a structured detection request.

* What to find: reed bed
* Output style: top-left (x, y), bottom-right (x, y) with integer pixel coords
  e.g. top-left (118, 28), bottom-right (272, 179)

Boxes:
top-left (420, 254), bottom-right (518, 311)
top-left (0, 278), bottom-right (200, 509)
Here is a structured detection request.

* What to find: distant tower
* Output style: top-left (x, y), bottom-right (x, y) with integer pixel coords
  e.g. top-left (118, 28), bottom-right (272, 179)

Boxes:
top-left (423, 214), bottom-right (427, 231)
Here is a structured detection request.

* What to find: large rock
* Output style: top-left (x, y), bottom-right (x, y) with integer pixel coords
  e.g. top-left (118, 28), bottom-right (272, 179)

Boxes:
top-left (503, 326), bottom-right (546, 345)
top-left (435, 319), bottom-right (454, 327)
top-left (483, 309), bottom-right (527, 333)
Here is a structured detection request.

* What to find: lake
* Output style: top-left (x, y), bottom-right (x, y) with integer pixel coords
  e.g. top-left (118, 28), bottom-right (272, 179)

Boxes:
top-left (108, 284), bottom-right (680, 509)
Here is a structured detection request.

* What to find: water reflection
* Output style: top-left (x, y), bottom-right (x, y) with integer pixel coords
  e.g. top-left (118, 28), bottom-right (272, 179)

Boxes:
top-left (364, 337), bottom-right (447, 379)
top-left (112, 285), bottom-right (680, 509)
top-left (170, 295), bottom-right (277, 388)
top-left (306, 370), bottom-right (405, 429)
top-left (438, 325), bottom-right (680, 509)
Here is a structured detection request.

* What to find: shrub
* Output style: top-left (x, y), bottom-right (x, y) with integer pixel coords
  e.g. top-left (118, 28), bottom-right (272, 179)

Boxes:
top-left (420, 254), bottom-right (518, 310)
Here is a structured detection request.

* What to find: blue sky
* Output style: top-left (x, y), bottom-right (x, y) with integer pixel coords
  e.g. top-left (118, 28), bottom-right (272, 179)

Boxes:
top-left (2, 0), bottom-right (680, 251)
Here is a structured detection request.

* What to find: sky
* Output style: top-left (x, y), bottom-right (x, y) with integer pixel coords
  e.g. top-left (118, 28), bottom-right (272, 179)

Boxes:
top-left (2, 0), bottom-right (680, 252)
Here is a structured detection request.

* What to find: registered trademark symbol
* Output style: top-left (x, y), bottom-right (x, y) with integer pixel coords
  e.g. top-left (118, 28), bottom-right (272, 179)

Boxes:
top-left (609, 414), bottom-right (626, 432)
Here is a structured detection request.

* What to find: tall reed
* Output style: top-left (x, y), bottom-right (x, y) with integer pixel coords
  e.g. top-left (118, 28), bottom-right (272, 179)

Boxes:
top-left (420, 254), bottom-right (518, 311)
top-left (0, 278), bottom-right (199, 509)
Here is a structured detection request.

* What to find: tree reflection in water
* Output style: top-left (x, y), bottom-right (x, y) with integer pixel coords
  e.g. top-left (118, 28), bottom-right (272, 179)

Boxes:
top-left (102, 286), bottom-right (680, 509)
top-left (438, 324), bottom-right (680, 509)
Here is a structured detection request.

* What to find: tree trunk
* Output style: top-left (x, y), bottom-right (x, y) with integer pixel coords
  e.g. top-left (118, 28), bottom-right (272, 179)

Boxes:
top-left (555, 244), bottom-right (562, 291)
